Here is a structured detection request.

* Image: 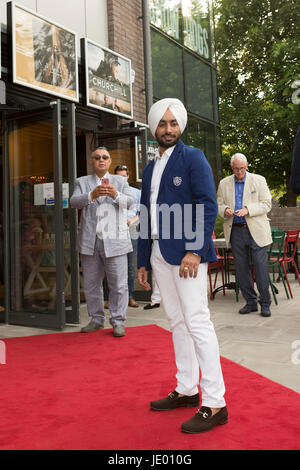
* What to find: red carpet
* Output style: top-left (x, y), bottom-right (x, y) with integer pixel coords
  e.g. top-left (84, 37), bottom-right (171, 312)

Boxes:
top-left (0, 324), bottom-right (299, 450)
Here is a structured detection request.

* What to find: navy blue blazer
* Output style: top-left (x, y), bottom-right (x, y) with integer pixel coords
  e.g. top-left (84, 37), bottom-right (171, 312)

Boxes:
top-left (137, 140), bottom-right (218, 270)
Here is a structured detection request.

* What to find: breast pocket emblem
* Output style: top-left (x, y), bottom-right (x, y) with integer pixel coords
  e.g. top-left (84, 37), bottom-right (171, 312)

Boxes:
top-left (173, 176), bottom-right (182, 186)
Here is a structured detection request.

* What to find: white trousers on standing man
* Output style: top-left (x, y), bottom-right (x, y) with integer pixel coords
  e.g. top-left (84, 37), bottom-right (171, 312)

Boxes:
top-left (150, 240), bottom-right (226, 409)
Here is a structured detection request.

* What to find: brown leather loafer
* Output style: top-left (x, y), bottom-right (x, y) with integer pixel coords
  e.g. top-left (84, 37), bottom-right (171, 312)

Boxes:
top-left (150, 390), bottom-right (199, 411)
top-left (128, 299), bottom-right (139, 308)
top-left (181, 406), bottom-right (228, 433)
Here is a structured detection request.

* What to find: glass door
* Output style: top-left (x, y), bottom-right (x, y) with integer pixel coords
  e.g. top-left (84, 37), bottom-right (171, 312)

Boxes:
top-left (3, 100), bottom-right (77, 329)
top-left (0, 125), bottom-right (4, 320)
top-left (94, 126), bottom-right (150, 302)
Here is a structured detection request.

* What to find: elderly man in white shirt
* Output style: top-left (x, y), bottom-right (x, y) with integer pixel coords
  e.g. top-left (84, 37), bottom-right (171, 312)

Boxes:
top-left (70, 147), bottom-right (135, 337)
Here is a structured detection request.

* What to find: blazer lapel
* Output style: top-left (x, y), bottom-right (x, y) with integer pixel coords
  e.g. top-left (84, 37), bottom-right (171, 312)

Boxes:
top-left (242, 172), bottom-right (251, 205)
top-left (145, 160), bottom-right (155, 205)
top-left (159, 140), bottom-right (184, 191)
top-left (228, 174), bottom-right (235, 210)
top-left (88, 173), bottom-right (98, 192)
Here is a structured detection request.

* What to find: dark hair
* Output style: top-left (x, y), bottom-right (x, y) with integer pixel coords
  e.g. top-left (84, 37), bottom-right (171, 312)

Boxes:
top-left (114, 165), bottom-right (128, 175)
top-left (91, 146), bottom-right (110, 158)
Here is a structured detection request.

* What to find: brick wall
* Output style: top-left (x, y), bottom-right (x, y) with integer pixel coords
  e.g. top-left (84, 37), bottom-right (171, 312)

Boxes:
top-left (107, 0), bottom-right (147, 124)
top-left (269, 207), bottom-right (300, 231)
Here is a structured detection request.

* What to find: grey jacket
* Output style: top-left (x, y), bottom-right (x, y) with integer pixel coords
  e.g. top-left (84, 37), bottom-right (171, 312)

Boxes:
top-left (70, 173), bottom-right (135, 257)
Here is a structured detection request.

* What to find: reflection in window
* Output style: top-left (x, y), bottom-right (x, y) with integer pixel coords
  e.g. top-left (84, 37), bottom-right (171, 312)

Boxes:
top-left (149, 0), bottom-right (181, 40)
top-left (184, 51), bottom-right (213, 120)
top-left (149, 0), bottom-right (215, 62)
top-left (187, 117), bottom-right (219, 181)
top-left (182, 0), bottom-right (211, 60)
top-left (151, 29), bottom-right (184, 101)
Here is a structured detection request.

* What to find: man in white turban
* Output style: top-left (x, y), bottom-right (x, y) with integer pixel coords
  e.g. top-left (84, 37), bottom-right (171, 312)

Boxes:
top-left (138, 98), bottom-right (227, 434)
top-left (148, 98), bottom-right (188, 138)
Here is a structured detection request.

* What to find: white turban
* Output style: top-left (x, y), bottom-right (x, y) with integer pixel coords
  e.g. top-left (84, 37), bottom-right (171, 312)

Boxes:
top-left (148, 98), bottom-right (187, 137)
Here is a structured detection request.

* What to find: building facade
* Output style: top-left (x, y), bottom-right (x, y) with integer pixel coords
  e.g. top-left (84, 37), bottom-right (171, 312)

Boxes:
top-left (0, 0), bottom-right (221, 329)
top-left (149, 0), bottom-right (221, 182)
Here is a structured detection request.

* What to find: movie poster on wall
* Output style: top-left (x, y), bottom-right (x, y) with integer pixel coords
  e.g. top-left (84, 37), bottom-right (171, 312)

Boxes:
top-left (11, 2), bottom-right (79, 102)
top-left (84, 38), bottom-right (133, 119)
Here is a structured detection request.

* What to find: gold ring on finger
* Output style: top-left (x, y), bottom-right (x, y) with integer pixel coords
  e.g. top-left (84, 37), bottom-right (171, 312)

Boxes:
top-left (184, 267), bottom-right (189, 271)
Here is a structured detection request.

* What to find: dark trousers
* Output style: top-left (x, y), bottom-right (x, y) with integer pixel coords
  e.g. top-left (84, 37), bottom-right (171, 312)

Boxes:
top-left (127, 236), bottom-right (137, 299)
top-left (230, 225), bottom-right (271, 308)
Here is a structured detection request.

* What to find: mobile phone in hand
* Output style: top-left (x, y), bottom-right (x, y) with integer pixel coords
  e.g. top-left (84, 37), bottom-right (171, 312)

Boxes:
top-left (102, 178), bottom-right (109, 186)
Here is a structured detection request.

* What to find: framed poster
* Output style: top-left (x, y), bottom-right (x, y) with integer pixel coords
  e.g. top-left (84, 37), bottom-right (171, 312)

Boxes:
top-left (84, 38), bottom-right (133, 119)
top-left (135, 122), bottom-right (159, 182)
top-left (10, 2), bottom-right (79, 102)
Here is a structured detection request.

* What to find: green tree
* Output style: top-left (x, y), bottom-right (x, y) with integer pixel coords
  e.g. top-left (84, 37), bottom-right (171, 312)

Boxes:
top-left (215, 0), bottom-right (300, 206)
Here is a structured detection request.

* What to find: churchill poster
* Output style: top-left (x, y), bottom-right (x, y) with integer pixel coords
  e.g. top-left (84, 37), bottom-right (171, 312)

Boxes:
top-left (84, 39), bottom-right (133, 118)
top-left (11, 3), bottom-right (78, 101)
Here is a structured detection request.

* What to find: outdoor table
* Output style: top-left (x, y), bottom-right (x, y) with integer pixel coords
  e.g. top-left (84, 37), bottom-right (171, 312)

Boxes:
top-left (212, 238), bottom-right (237, 298)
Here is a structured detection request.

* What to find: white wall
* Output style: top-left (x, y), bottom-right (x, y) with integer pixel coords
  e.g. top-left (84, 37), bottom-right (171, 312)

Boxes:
top-left (0, 0), bottom-right (108, 53)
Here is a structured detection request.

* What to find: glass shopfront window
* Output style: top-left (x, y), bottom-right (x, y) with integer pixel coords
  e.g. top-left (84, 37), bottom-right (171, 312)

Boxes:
top-left (149, 0), bottom-right (215, 63)
top-left (150, 0), bottom-right (222, 185)
top-left (184, 51), bottom-right (213, 120)
top-left (149, 0), bottom-right (181, 41)
top-left (187, 117), bottom-right (219, 181)
top-left (151, 29), bottom-right (184, 102)
top-left (182, 0), bottom-right (211, 60)
top-left (9, 120), bottom-right (57, 314)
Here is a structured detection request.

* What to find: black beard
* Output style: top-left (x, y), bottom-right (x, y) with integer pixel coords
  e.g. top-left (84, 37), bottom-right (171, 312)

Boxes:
top-left (155, 133), bottom-right (180, 149)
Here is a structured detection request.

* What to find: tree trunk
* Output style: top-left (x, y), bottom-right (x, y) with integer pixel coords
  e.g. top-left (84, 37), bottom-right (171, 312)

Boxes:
top-left (286, 175), bottom-right (297, 207)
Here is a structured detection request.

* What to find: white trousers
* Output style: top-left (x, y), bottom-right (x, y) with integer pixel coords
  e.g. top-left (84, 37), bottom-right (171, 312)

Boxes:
top-left (151, 240), bottom-right (226, 408)
top-left (151, 271), bottom-right (161, 304)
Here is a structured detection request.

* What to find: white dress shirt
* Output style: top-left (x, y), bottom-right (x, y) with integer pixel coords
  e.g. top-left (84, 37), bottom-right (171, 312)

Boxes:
top-left (150, 145), bottom-right (175, 238)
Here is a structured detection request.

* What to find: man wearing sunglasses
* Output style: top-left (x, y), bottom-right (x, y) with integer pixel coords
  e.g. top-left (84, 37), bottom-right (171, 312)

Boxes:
top-left (70, 147), bottom-right (135, 337)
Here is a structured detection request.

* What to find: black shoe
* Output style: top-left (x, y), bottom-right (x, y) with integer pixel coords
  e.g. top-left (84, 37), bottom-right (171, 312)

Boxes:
top-left (261, 307), bottom-right (271, 317)
top-left (181, 406), bottom-right (228, 434)
top-left (150, 390), bottom-right (199, 411)
top-left (144, 303), bottom-right (160, 310)
top-left (239, 304), bottom-right (258, 314)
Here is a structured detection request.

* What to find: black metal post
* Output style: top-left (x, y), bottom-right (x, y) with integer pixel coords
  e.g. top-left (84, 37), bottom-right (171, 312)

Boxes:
top-left (52, 99), bottom-right (66, 328)
top-left (142, 0), bottom-right (153, 115)
top-left (67, 103), bottom-right (80, 323)
top-left (3, 113), bottom-right (10, 323)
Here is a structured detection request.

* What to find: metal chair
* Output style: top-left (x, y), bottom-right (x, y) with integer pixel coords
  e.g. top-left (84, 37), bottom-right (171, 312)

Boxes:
top-left (279, 229), bottom-right (300, 299)
top-left (268, 230), bottom-right (289, 304)
top-left (208, 233), bottom-right (225, 300)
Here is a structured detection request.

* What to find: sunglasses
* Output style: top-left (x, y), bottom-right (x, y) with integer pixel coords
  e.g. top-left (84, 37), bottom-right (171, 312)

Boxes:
top-left (92, 155), bottom-right (110, 161)
top-left (115, 165), bottom-right (128, 171)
